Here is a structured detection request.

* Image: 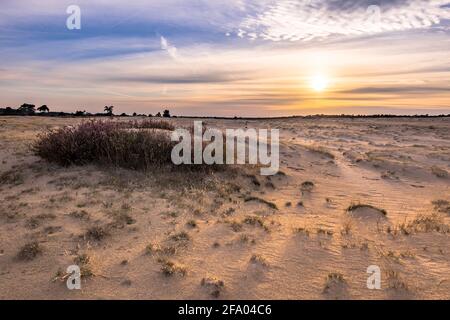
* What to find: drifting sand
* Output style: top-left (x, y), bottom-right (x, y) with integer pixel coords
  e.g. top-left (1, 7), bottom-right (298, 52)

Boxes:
top-left (0, 116), bottom-right (449, 300)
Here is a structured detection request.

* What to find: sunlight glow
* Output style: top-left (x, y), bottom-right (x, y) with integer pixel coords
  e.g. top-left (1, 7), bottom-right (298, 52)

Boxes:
top-left (310, 75), bottom-right (329, 92)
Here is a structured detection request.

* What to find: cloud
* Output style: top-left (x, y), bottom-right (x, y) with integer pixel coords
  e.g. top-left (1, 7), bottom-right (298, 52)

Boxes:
top-left (107, 72), bottom-right (248, 84)
top-left (340, 86), bottom-right (450, 94)
top-left (236, 0), bottom-right (450, 42)
top-left (160, 36), bottom-right (178, 59)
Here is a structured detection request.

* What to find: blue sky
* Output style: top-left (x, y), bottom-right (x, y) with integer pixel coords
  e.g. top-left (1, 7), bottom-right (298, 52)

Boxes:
top-left (1, 0), bottom-right (449, 116)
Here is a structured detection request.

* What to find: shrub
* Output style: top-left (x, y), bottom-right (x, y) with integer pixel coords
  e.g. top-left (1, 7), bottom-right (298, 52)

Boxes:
top-left (17, 241), bottom-right (42, 261)
top-left (33, 119), bottom-right (227, 172)
top-left (33, 120), bottom-right (175, 169)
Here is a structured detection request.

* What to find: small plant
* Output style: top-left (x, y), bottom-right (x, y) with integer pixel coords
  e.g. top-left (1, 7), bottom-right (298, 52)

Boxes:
top-left (229, 221), bottom-right (243, 232)
top-left (201, 277), bottom-right (225, 297)
top-left (431, 166), bottom-right (448, 178)
top-left (386, 270), bottom-right (409, 291)
top-left (146, 243), bottom-right (177, 256)
top-left (323, 272), bottom-right (346, 293)
top-left (17, 241), bottom-right (42, 261)
top-left (250, 254), bottom-right (269, 267)
top-left (159, 258), bottom-right (187, 277)
top-left (170, 231), bottom-right (190, 242)
top-left (294, 227), bottom-right (310, 237)
top-left (406, 213), bottom-right (449, 233)
top-left (340, 219), bottom-right (353, 236)
top-left (0, 170), bottom-right (24, 186)
top-left (85, 226), bottom-right (109, 241)
top-left (317, 228), bottom-right (334, 236)
top-left (300, 181), bottom-right (314, 192)
top-left (69, 210), bottom-right (90, 220)
top-left (243, 216), bottom-right (269, 232)
top-left (73, 253), bottom-right (94, 278)
top-left (432, 200), bottom-right (450, 214)
top-left (186, 220), bottom-right (197, 228)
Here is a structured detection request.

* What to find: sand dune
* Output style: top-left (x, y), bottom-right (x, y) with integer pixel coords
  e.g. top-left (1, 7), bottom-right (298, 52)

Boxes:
top-left (0, 116), bottom-right (449, 299)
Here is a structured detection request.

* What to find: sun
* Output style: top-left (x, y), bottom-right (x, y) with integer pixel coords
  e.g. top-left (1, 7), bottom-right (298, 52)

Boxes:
top-left (310, 74), bottom-right (329, 92)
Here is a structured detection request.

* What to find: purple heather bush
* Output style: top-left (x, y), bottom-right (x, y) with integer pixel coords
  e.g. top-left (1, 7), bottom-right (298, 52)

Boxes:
top-left (33, 120), bottom-right (175, 169)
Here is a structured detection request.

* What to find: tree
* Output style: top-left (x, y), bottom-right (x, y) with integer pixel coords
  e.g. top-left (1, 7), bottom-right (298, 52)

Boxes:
top-left (163, 109), bottom-right (171, 118)
top-left (104, 106), bottom-right (114, 116)
top-left (155, 112), bottom-right (162, 117)
top-left (18, 103), bottom-right (36, 115)
top-left (133, 112), bottom-right (137, 117)
top-left (37, 105), bottom-right (49, 113)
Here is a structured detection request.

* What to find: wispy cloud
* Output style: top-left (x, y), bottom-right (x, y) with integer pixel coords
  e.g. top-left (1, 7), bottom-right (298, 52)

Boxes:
top-left (236, 0), bottom-right (450, 41)
top-left (160, 36), bottom-right (178, 60)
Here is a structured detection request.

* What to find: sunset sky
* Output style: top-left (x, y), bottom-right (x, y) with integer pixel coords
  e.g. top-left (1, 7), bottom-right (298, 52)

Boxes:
top-left (1, 0), bottom-right (449, 116)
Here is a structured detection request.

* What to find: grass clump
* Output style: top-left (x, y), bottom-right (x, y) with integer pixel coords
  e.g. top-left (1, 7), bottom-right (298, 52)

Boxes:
top-left (0, 170), bottom-right (24, 186)
top-left (201, 277), bottom-right (225, 298)
top-left (69, 210), bottom-right (90, 220)
top-left (249, 254), bottom-right (269, 267)
top-left (85, 226), bottom-right (109, 241)
top-left (388, 213), bottom-right (449, 235)
top-left (386, 270), bottom-right (409, 291)
top-left (169, 231), bottom-right (190, 242)
top-left (158, 258), bottom-right (187, 277)
top-left (74, 253), bottom-right (94, 278)
top-left (300, 181), bottom-right (315, 192)
top-left (431, 166), bottom-right (448, 178)
top-left (323, 272), bottom-right (346, 293)
top-left (432, 200), bottom-right (450, 214)
top-left (17, 241), bottom-right (42, 261)
top-left (243, 216), bottom-right (269, 231)
top-left (406, 213), bottom-right (449, 233)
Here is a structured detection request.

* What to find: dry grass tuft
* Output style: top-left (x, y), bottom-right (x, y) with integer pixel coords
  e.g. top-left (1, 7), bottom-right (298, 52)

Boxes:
top-left (169, 231), bottom-right (191, 242)
top-left (85, 226), bottom-right (109, 241)
top-left (386, 270), bottom-right (409, 291)
top-left (243, 215), bottom-right (269, 231)
top-left (432, 200), bottom-right (450, 214)
top-left (431, 166), bottom-right (448, 178)
top-left (74, 253), bottom-right (94, 277)
top-left (158, 258), bottom-right (187, 277)
top-left (0, 170), bottom-right (24, 186)
top-left (201, 277), bottom-right (225, 298)
top-left (17, 241), bottom-right (42, 261)
top-left (323, 272), bottom-right (346, 293)
top-left (300, 181), bottom-right (315, 192)
top-left (250, 254), bottom-right (269, 267)
top-left (406, 213), bottom-right (449, 233)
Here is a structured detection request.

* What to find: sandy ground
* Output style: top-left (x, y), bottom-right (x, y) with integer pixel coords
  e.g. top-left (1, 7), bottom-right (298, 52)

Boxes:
top-left (0, 116), bottom-right (449, 300)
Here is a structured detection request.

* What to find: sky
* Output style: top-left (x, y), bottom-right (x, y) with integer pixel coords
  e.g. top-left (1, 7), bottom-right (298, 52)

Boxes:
top-left (0, 0), bottom-right (449, 116)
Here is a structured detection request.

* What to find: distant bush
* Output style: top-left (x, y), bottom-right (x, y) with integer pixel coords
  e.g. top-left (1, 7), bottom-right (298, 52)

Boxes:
top-left (126, 119), bottom-right (175, 131)
top-left (33, 120), bottom-right (175, 169)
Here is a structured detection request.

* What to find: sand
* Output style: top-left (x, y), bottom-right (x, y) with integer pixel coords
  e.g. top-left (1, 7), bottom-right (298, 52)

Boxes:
top-left (0, 116), bottom-right (449, 300)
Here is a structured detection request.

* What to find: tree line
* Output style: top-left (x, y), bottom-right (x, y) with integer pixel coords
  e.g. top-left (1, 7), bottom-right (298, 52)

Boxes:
top-left (0, 104), bottom-right (172, 118)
